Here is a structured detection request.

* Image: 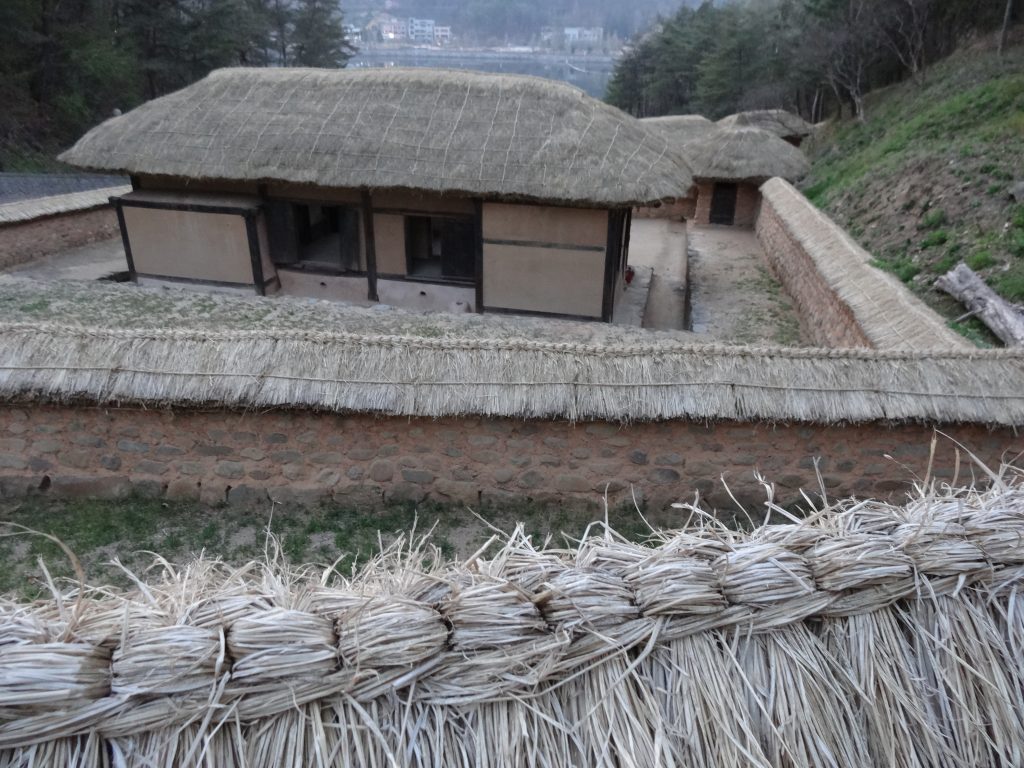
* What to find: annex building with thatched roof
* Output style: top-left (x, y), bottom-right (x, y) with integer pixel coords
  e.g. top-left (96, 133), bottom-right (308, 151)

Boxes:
top-left (59, 67), bottom-right (693, 322)
top-left (685, 126), bottom-right (810, 227)
top-left (717, 108), bottom-right (814, 146)
top-left (639, 123), bottom-right (810, 228)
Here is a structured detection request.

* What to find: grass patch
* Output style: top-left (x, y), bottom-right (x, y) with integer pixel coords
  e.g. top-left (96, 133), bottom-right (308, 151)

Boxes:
top-left (920, 208), bottom-right (947, 230)
top-left (994, 262), bottom-right (1024, 301)
top-left (920, 230), bottom-right (949, 249)
top-left (872, 255), bottom-right (920, 282)
top-left (0, 495), bottom-right (671, 599)
top-left (966, 250), bottom-right (996, 270)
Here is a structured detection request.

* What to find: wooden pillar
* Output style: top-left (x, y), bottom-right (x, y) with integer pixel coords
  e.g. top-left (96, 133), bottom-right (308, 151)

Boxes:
top-left (361, 191), bottom-right (379, 302)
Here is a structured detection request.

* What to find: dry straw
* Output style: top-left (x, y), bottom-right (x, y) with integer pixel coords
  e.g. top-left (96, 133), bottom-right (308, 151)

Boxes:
top-left (3, 470), bottom-right (1024, 765)
top-left (640, 114), bottom-right (718, 145)
top-left (683, 127), bottom-right (810, 183)
top-left (0, 320), bottom-right (1022, 425)
top-left (717, 109), bottom-right (814, 142)
top-left (59, 67), bottom-right (694, 208)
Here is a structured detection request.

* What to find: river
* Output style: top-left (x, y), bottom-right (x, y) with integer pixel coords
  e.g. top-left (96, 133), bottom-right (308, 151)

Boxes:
top-left (349, 48), bottom-right (615, 99)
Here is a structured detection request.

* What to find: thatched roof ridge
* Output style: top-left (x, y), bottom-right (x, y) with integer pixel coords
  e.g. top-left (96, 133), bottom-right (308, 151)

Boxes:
top-left (684, 127), bottom-right (809, 182)
top-left (718, 109), bottom-right (813, 139)
top-left (1, 321), bottom-right (1021, 425)
top-left (59, 67), bottom-right (694, 207)
top-left (760, 178), bottom-right (969, 350)
top-left (640, 115), bottom-right (717, 144)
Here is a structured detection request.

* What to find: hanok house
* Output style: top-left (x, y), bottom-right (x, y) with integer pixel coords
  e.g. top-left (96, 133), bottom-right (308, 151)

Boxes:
top-left (716, 109), bottom-right (814, 147)
top-left (676, 127), bottom-right (809, 227)
top-left (59, 68), bottom-right (692, 322)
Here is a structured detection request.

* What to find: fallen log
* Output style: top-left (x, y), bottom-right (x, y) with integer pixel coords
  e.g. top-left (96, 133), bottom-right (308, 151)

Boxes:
top-left (936, 262), bottom-right (1024, 346)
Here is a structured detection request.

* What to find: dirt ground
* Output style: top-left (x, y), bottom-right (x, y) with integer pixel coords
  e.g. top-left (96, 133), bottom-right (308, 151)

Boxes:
top-left (5, 235), bottom-right (125, 281)
top-left (686, 225), bottom-right (806, 346)
top-left (3, 221), bottom-right (805, 348)
top-left (626, 218), bottom-right (688, 331)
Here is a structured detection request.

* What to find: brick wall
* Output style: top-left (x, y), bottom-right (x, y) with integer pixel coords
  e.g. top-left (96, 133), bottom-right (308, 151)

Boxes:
top-left (1, 405), bottom-right (1018, 512)
top-left (0, 208), bottom-right (120, 270)
top-left (755, 195), bottom-right (872, 348)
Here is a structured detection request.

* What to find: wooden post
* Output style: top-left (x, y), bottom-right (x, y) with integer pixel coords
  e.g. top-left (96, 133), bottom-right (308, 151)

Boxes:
top-left (361, 191), bottom-right (379, 303)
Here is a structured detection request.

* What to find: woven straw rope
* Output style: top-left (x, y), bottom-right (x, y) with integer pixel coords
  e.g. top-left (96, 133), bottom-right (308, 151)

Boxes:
top-left (2, 504), bottom-right (1022, 748)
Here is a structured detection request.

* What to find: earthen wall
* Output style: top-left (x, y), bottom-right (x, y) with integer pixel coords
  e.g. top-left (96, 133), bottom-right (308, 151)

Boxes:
top-left (1, 405), bottom-right (1017, 512)
top-left (755, 193), bottom-right (873, 348)
top-left (0, 208), bottom-right (120, 270)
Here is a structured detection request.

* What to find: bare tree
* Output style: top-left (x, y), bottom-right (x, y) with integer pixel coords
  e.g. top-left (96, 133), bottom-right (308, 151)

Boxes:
top-left (808, 0), bottom-right (877, 121)
top-left (1000, 0), bottom-right (1015, 54)
top-left (876, 0), bottom-right (932, 83)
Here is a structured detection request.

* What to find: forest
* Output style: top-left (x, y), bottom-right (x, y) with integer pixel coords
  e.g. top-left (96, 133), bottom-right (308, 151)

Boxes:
top-left (0, 0), bottom-right (354, 169)
top-left (606, 0), bottom-right (1017, 121)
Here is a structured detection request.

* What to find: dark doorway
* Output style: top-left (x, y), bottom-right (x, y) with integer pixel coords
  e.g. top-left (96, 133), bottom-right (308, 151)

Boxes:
top-left (266, 201), bottom-right (361, 271)
top-left (709, 183), bottom-right (737, 225)
top-left (405, 215), bottom-right (476, 282)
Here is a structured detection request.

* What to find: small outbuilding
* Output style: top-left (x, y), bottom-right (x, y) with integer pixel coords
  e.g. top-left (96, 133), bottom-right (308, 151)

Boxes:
top-left (717, 109), bottom-right (814, 147)
top-left (60, 68), bottom-right (692, 322)
top-left (676, 127), bottom-right (809, 227)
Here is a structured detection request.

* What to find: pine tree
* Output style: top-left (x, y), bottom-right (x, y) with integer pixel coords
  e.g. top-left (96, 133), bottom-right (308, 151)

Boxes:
top-left (291, 0), bottom-right (355, 68)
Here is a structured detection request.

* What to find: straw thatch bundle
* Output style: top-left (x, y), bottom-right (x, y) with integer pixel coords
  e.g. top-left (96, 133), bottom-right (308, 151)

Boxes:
top-left (1, 320), bottom-right (1022, 425)
top-left (58, 67), bottom-right (694, 207)
top-left (3, 472), bottom-right (1024, 766)
top-left (640, 114), bottom-right (717, 145)
top-left (684, 127), bottom-right (810, 182)
top-left (717, 109), bottom-right (814, 141)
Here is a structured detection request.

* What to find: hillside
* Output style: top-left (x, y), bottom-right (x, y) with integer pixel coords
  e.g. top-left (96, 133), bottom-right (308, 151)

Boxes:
top-left (803, 38), bottom-right (1024, 346)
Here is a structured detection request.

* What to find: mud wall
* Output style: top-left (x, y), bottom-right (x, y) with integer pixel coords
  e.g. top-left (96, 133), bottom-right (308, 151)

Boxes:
top-left (755, 187), bottom-right (873, 348)
top-left (0, 208), bottom-right (120, 271)
top-left (0, 405), bottom-right (1017, 513)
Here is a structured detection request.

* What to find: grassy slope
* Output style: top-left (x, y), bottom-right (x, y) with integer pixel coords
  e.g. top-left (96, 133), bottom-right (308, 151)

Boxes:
top-left (802, 40), bottom-right (1024, 346)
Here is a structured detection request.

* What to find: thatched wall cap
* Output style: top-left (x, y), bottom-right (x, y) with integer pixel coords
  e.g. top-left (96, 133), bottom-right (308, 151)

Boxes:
top-left (59, 67), bottom-right (694, 207)
top-left (684, 127), bottom-right (810, 183)
top-left (718, 109), bottom-right (814, 139)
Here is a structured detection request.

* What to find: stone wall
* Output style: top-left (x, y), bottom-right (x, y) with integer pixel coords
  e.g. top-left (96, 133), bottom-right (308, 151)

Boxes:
top-left (1, 405), bottom-right (1018, 512)
top-left (0, 208), bottom-right (120, 270)
top-left (755, 191), bottom-right (872, 348)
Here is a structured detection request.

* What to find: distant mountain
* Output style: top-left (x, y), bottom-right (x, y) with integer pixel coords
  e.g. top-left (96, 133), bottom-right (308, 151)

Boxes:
top-left (344, 0), bottom-right (693, 43)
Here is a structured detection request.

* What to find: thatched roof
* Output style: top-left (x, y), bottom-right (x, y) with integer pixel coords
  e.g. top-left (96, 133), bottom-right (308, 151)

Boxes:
top-left (59, 67), bottom-right (693, 207)
top-left (684, 127), bottom-right (810, 182)
top-left (718, 109), bottom-right (813, 140)
top-left (3, 477), bottom-right (1024, 765)
top-left (640, 115), bottom-right (717, 145)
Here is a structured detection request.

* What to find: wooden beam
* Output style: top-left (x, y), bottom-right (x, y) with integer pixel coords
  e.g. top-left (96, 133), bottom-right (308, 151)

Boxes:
top-left (361, 191), bottom-right (379, 302)
top-left (113, 200), bottom-right (136, 279)
top-left (601, 210), bottom-right (621, 322)
top-left (244, 212), bottom-right (266, 296)
top-left (473, 199), bottom-right (484, 313)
